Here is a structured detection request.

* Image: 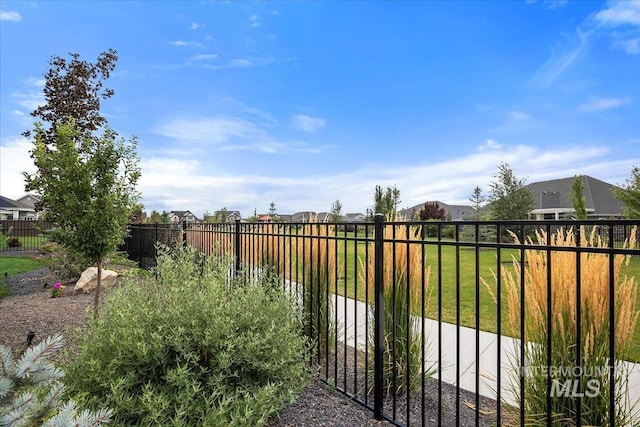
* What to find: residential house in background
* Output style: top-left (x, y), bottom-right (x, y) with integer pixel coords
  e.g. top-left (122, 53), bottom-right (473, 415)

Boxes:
top-left (291, 211), bottom-right (317, 222)
top-left (169, 210), bottom-right (200, 224)
top-left (344, 213), bottom-right (366, 222)
top-left (400, 201), bottom-right (473, 221)
top-left (0, 195), bottom-right (37, 220)
top-left (527, 175), bottom-right (624, 220)
top-left (212, 210), bottom-right (242, 223)
top-left (16, 194), bottom-right (43, 219)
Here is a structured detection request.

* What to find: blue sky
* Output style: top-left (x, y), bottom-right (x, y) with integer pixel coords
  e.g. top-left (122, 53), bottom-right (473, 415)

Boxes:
top-left (1, 0), bottom-right (639, 218)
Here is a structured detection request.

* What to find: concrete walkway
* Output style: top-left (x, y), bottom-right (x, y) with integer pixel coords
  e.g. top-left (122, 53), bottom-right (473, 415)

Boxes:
top-left (332, 294), bottom-right (640, 415)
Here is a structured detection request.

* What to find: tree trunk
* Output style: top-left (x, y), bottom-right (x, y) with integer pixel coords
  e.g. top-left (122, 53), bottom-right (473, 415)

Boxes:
top-left (94, 258), bottom-right (102, 318)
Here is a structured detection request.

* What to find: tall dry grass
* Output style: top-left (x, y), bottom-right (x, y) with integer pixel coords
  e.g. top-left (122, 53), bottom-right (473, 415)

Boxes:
top-left (362, 221), bottom-right (435, 395)
top-left (296, 220), bottom-right (337, 357)
top-left (498, 226), bottom-right (639, 425)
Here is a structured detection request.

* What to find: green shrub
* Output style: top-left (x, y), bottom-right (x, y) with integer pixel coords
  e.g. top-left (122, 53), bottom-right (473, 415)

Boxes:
top-left (39, 242), bottom-right (59, 255)
top-left (6, 237), bottom-right (21, 248)
top-left (64, 246), bottom-right (311, 426)
top-left (41, 244), bottom-right (92, 280)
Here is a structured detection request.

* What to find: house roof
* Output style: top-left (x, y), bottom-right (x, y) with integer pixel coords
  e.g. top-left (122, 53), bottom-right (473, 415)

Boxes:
top-left (291, 211), bottom-right (317, 222)
top-left (400, 201), bottom-right (473, 220)
top-left (169, 210), bottom-right (201, 221)
top-left (0, 195), bottom-right (35, 211)
top-left (526, 175), bottom-right (624, 217)
top-left (344, 213), bottom-right (366, 221)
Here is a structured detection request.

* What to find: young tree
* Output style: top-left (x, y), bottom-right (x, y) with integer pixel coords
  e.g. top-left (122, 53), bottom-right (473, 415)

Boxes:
top-left (215, 207), bottom-right (229, 223)
top-left (147, 210), bottom-right (163, 224)
top-left (23, 49), bottom-right (118, 149)
top-left (469, 186), bottom-right (486, 221)
top-left (330, 200), bottom-right (343, 222)
top-left (488, 162), bottom-right (535, 220)
top-left (373, 185), bottom-right (401, 218)
top-left (612, 166), bottom-right (640, 219)
top-left (24, 120), bottom-right (140, 317)
top-left (570, 176), bottom-right (588, 219)
top-left (419, 202), bottom-right (446, 221)
top-left (268, 202), bottom-right (278, 221)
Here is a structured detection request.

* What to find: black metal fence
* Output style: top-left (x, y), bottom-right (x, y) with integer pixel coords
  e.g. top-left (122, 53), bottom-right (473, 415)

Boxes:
top-left (11, 218), bottom-right (637, 426)
top-left (123, 217), bottom-right (640, 427)
top-left (0, 219), bottom-right (54, 251)
top-left (119, 223), bottom-right (182, 269)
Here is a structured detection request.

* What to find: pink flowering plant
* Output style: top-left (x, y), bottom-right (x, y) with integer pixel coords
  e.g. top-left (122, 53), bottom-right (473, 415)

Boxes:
top-left (51, 282), bottom-right (63, 298)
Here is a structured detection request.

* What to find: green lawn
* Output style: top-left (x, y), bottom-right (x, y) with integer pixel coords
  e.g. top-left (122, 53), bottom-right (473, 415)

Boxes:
top-left (0, 235), bottom-right (48, 251)
top-left (330, 234), bottom-right (640, 362)
top-left (0, 255), bottom-right (44, 298)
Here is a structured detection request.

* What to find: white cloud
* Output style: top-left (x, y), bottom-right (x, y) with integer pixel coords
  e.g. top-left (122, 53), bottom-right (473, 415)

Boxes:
top-left (478, 139), bottom-right (502, 151)
top-left (595, 1), bottom-right (640, 27)
top-left (290, 114), bottom-right (326, 132)
top-left (2, 130), bottom-right (636, 217)
top-left (594, 1), bottom-right (640, 55)
top-left (198, 57), bottom-right (274, 70)
top-left (614, 37), bottom-right (640, 54)
top-left (168, 40), bottom-right (205, 49)
top-left (578, 97), bottom-right (627, 112)
top-left (229, 58), bottom-right (251, 67)
top-left (509, 111), bottom-right (531, 122)
top-left (190, 53), bottom-right (218, 61)
top-left (190, 22), bottom-right (204, 30)
top-left (0, 137), bottom-right (35, 199)
top-left (11, 90), bottom-right (44, 112)
top-left (152, 116), bottom-right (318, 154)
top-left (0, 10), bottom-right (21, 21)
top-left (529, 29), bottom-right (588, 88)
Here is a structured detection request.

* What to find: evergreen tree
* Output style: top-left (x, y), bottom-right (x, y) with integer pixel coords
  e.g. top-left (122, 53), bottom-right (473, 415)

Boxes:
top-left (488, 162), bottom-right (535, 220)
top-left (570, 176), bottom-right (588, 219)
top-left (0, 334), bottom-right (113, 426)
top-left (469, 186), bottom-right (486, 221)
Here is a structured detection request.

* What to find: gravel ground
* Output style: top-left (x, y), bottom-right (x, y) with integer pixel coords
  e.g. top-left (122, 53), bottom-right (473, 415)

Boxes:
top-left (0, 258), bottom-right (496, 426)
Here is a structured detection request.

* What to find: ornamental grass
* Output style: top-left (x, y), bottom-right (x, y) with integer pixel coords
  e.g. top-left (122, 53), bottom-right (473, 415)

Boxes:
top-left (498, 226), bottom-right (639, 426)
top-left (363, 220), bottom-right (435, 395)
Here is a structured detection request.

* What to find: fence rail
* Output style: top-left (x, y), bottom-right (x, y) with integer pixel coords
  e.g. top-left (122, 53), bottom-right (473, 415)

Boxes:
top-left (122, 218), bottom-right (640, 426)
top-left (0, 219), bottom-right (54, 251)
top-left (10, 218), bottom-right (639, 426)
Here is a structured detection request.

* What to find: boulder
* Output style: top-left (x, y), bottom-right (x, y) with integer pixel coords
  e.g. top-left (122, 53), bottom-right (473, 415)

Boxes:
top-left (74, 267), bottom-right (118, 294)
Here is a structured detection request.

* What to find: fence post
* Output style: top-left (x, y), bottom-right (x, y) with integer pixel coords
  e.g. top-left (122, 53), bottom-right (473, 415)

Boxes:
top-left (235, 219), bottom-right (241, 276)
top-left (373, 213), bottom-right (384, 420)
top-left (182, 221), bottom-right (187, 248)
top-left (137, 223), bottom-right (142, 267)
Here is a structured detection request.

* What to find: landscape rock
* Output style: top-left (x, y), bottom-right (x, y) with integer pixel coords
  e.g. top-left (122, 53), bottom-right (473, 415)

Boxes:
top-left (74, 267), bottom-right (118, 294)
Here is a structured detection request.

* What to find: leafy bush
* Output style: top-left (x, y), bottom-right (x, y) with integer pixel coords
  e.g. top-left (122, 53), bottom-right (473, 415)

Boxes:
top-left (64, 246), bottom-right (311, 426)
top-left (0, 334), bottom-right (113, 426)
top-left (41, 244), bottom-right (92, 281)
top-left (39, 242), bottom-right (59, 255)
top-left (6, 237), bottom-right (21, 248)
